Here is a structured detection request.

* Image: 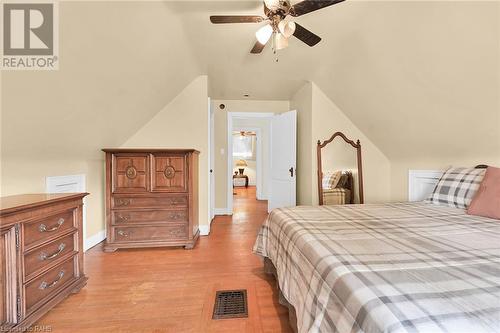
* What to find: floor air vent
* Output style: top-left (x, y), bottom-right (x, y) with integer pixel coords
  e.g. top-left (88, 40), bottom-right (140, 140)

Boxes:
top-left (212, 289), bottom-right (248, 319)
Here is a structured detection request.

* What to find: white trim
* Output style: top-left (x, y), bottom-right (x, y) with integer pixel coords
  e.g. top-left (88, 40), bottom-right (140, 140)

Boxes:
top-left (199, 225), bottom-right (210, 236)
top-left (214, 208), bottom-right (232, 215)
top-left (84, 230), bottom-right (106, 251)
top-left (227, 114), bottom-right (234, 214)
top-left (227, 112), bottom-right (274, 214)
top-left (408, 170), bottom-right (443, 202)
top-left (200, 212), bottom-right (215, 236)
top-left (230, 112), bottom-right (275, 118)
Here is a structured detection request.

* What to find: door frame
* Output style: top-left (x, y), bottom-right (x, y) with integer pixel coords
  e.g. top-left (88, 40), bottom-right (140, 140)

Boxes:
top-left (227, 112), bottom-right (273, 214)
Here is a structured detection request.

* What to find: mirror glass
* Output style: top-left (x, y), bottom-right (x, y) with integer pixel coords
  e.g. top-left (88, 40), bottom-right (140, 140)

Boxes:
top-left (319, 134), bottom-right (362, 205)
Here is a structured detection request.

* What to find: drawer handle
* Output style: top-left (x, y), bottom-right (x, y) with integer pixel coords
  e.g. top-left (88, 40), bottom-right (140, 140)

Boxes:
top-left (116, 199), bottom-right (131, 207)
top-left (116, 214), bottom-right (130, 223)
top-left (169, 229), bottom-right (184, 236)
top-left (117, 230), bottom-right (130, 237)
top-left (170, 213), bottom-right (183, 220)
top-left (40, 243), bottom-right (66, 261)
top-left (39, 270), bottom-right (65, 290)
top-left (39, 218), bottom-right (65, 232)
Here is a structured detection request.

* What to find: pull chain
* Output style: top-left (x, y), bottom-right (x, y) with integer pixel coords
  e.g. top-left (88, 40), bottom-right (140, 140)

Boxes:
top-left (272, 32), bottom-right (279, 63)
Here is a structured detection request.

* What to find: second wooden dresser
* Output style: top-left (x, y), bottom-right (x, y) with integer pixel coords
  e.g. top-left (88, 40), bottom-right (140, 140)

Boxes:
top-left (102, 149), bottom-right (200, 252)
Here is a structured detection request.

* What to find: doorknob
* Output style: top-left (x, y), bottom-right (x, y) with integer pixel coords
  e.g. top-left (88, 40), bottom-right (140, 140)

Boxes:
top-left (289, 167), bottom-right (294, 177)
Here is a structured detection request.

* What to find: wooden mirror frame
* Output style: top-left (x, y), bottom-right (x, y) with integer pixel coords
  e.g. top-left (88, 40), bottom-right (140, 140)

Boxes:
top-left (317, 132), bottom-right (364, 205)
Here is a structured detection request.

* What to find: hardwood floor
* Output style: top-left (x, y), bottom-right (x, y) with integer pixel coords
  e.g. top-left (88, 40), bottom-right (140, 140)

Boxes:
top-left (36, 186), bottom-right (293, 333)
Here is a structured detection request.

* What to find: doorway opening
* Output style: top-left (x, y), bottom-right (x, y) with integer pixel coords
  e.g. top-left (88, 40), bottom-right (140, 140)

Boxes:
top-left (232, 129), bottom-right (258, 201)
top-left (226, 111), bottom-right (297, 215)
top-left (227, 113), bottom-right (272, 214)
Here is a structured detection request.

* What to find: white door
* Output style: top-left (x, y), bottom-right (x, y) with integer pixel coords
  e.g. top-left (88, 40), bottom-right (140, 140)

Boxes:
top-left (269, 110), bottom-right (297, 212)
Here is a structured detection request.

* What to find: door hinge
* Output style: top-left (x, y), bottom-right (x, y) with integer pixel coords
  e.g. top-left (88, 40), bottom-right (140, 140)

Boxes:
top-left (15, 225), bottom-right (20, 249)
top-left (16, 295), bottom-right (22, 321)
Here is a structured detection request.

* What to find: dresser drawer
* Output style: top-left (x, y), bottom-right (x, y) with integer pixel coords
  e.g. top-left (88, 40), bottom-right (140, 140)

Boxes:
top-left (23, 210), bottom-right (75, 249)
top-left (112, 225), bottom-right (188, 242)
top-left (24, 233), bottom-right (77, 280)
top-left (24, 255), bottom-right (77, 315)
top-left (112, 209), bottom-right (188, 225)
top-left (111, 195), bottom-right (188, 209)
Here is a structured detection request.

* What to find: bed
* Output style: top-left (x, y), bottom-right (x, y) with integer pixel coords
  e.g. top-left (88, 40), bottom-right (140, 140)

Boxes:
top-left (253, 202), bottom-right (500, 333)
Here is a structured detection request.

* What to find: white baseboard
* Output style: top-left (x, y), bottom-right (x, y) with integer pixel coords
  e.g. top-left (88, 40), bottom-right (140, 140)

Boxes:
top-left (84, 230), bottom-right (106, 252)
top-left (214, 208), bottom-right (232, 215)
top-left (199, 225), bottom-right (210, 236)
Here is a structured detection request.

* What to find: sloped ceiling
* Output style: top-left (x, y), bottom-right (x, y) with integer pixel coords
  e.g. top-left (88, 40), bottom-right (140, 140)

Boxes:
top-left (168, 0), bottom-right (500, 160)
top-left (2, 1), bottom-right (499, 162)
top-left (1, 2), bottom-right (200, 158)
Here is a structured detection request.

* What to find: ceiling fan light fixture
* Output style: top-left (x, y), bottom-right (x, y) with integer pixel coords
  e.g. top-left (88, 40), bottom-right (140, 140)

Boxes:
top-left (264, 0), bottom-right (281, 11)
top-left (276, 33), bottom-right (289, 50)
top-left (256, 24), bottom-right (273, 45)
top-left (278, 20), bottom-right (296, 38)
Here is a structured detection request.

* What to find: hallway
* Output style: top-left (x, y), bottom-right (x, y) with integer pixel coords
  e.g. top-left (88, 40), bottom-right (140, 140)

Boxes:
top-left (36, 187), bottom-right (293, 333)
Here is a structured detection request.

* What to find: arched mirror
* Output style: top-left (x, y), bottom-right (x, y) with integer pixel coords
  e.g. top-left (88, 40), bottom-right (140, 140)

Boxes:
top-left (317, 132), bottom-right (364, 205)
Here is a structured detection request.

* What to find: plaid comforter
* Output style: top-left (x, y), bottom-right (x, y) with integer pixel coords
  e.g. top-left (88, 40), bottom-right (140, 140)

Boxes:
top-left (253, 202), bottom-right (500, 333)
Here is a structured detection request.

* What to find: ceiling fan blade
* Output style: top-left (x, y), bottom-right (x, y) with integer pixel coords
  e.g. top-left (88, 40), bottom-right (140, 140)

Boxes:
top-left (210, 16), bottom-right (264, 24)
top-left (293, 23), bottom-right (321, 47)
top-left (291, 0), bottom-right (345, 17)
top-left (250, 40), bottom-right (267, 54)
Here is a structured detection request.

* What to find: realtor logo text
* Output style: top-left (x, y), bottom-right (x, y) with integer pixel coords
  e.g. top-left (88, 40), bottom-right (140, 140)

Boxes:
top-left (1, 2), bottom-right (59, 70)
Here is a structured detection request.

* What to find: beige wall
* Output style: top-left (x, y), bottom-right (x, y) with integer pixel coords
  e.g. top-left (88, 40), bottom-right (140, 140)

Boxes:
top-left (1, 158), bottom-right (105, 237)
top-left (390, 155), bottom-right (500, 201)
top-left (212, 100), bottom-right (290, 209)
top-left (291, 82), bottom-right (391, 205)
top-left (312, 1), bottom-right (500, 201)
top-left (290, 83), bottom-right (314, 205)
top-left (0, 2), bottom-right (200, 240)
top-left (1, 76), bottom-right (207, 238)
top-left (311, 83), bottom-right (391, 204)
top-left (123, 76), bottom-right (209, 227)
top-left (1, 1), bottom-right (497, 241)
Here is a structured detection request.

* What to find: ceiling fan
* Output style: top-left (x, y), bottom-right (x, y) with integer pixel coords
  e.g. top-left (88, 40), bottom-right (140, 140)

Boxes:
top-left (210, 0), bottom-right (345, 54)
top-left (233, 131), bottom-right (257, 137)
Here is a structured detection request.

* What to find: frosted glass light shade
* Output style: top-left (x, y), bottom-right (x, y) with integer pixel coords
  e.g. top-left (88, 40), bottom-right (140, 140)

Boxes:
top-left (278, 20), bottom-right (296, 38)
top-left (276, 33), bottom-right (289, 50)
top-left (264, 0), bottom-right (280, 11)
top-left (256, 24), bottom-right (273, 45)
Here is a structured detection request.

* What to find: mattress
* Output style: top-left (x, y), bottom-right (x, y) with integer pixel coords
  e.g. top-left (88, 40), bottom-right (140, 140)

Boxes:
top-left (253, 202), bottom-right (500, 333)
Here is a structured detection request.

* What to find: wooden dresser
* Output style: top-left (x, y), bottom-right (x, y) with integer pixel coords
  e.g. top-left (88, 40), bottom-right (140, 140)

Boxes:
top-left (0, 193), bottom-right (88, 331)
top-left (102, 149), bottom-right (200, 252)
